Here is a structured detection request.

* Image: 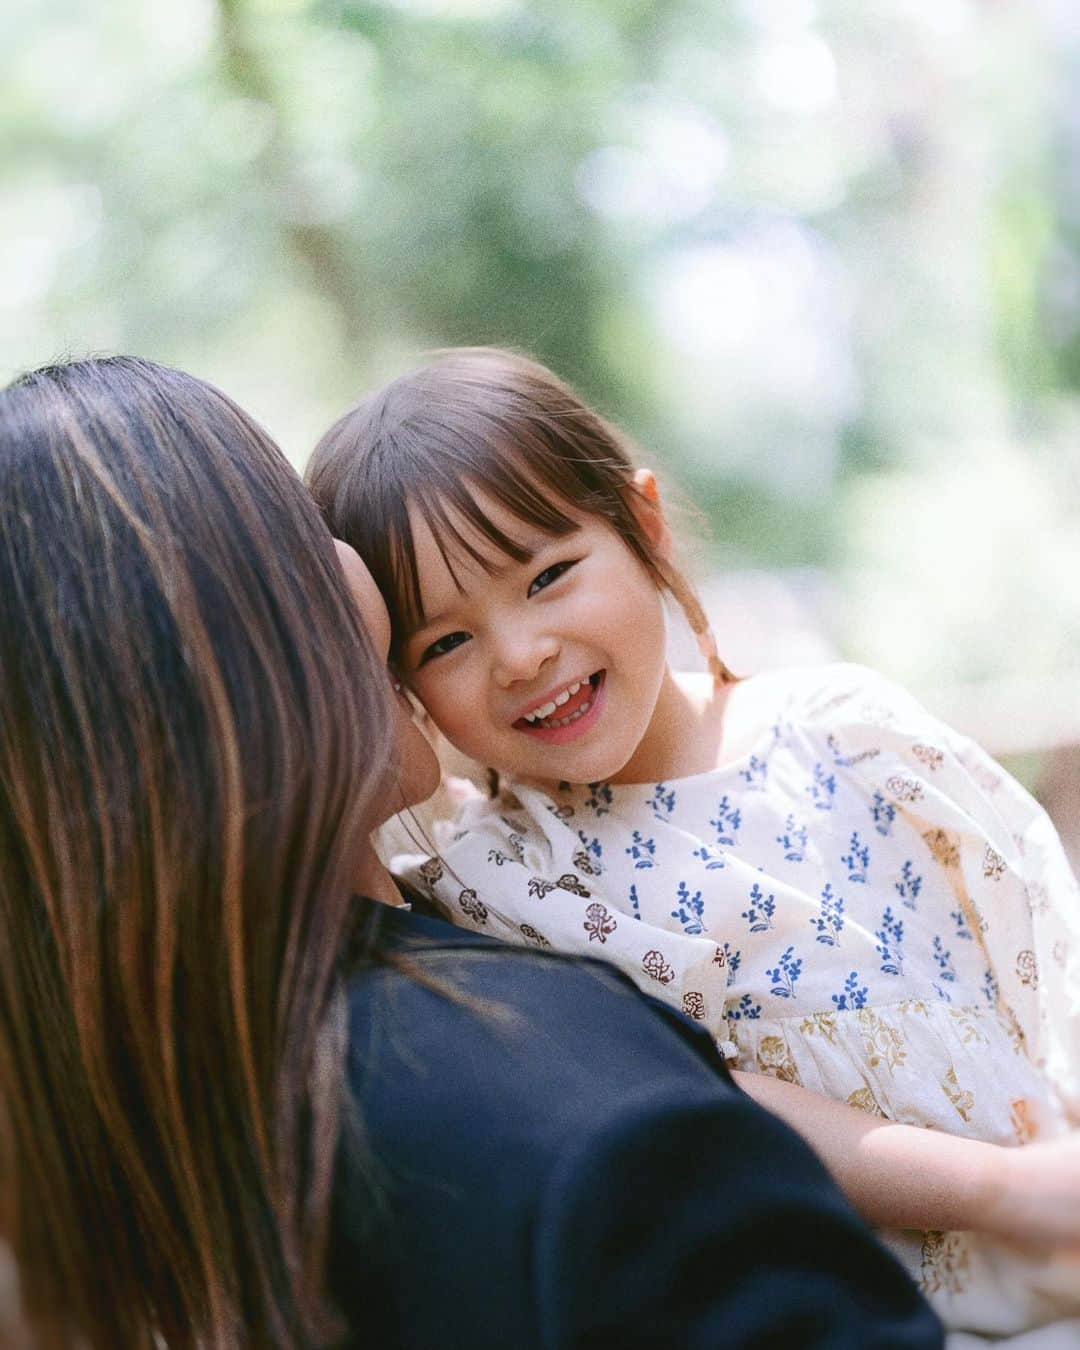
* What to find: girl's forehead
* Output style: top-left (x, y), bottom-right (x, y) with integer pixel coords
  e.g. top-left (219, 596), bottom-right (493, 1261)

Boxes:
top-left (406, 486), bottom-right (581, 582)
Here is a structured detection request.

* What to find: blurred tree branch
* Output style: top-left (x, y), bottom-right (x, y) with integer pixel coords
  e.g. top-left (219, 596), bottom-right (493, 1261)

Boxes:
top-left (215, 0), bottom-right (366, 342)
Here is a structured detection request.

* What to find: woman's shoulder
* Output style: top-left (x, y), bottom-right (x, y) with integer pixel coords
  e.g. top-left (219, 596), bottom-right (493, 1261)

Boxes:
top-left (332, 908), bottom-right (944, 1350)
top-left (344, 907), bottom-right (729, 1113)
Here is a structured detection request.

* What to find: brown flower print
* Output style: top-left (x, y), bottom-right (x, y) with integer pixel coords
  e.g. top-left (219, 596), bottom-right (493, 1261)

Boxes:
top-left (642, 950), bottom-right (675, 985)
top-left (583, 902), bottom-right (617, 944)
top-left (520, 924), bottom-right (551, 948)
top-left (419, 856), bottom-right (444, 885)
top-left (682, 991), bottom-right (706, 1021)
top-left (458, 888), bottom-right (489, 925)
top-left (886, 775), bottom-right (924, 803)
top-left (911, 743), bottom-right (944, 772)
top-left (556, 873), bottom-right (592, 898)
top-left (1026, 881), bottom-right (1050, 916)
top-left (527, 876), bottom-right (558, 899)
top-left (1016, 949), bottom-right (1039, 988)
top-left (982, 845), bottom-right (1006, 881)
top-left (572, 847), bottom-right (600, 876)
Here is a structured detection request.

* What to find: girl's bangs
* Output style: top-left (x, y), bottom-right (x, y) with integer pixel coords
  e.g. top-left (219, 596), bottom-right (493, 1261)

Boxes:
top-left (386, 432), bottom-right (585, 648)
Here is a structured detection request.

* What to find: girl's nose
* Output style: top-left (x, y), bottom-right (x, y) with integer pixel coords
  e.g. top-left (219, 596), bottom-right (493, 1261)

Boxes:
top-left (491, 628), bottom-right (560, 689)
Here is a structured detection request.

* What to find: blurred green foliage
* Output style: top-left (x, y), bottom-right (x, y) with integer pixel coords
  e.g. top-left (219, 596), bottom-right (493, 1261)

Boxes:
top-left (3, 0), bottom-right (1079, 692)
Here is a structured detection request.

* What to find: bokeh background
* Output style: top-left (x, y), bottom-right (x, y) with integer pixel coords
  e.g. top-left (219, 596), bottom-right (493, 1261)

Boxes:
top-left (3, 0), bottom-right (1079, 840)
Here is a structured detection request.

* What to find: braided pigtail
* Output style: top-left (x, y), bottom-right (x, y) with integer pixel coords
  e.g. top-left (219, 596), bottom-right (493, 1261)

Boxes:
top-left (655, 556), bottom-right (739, 687)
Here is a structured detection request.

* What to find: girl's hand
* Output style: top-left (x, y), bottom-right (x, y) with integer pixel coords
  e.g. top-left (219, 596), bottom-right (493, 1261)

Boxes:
top-left (732, 1070), bottom-right (1080, 1244)
top-left (980, 1134), bottom-right (1080, 1252)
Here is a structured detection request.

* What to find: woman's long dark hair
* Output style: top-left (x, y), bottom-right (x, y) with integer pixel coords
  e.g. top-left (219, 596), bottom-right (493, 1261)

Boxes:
top-left (0, 357), bottom-right (393, 1346)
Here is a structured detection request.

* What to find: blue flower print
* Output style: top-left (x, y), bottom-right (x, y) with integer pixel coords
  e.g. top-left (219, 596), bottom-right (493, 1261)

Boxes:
top-left (805, 763), bottom-right (837, 811)
top-left (585, 782), bottom-right (613, 816)
top-left (826, 732), bottom-right (854, 768)
top-left (933, 984), bottom-right (954, 1004)
top-left (739, 754), bottom-right (768, 790)
top-left (576, 831), bottom-right (604, 868)
top-left (951, 909), bottom-right (973, 940)
top-left (628, 883), bottom-right (641, 920)
top-left (875, 906), bottom-right (905, 976)
top-left (770, 717), bottom-right (792, 746)
top-left (831, 971), bottom-right (868, 1011)
top-left (692, 844), bottom-right (726, 870)
top-left (766, 946), bottom-right (803, 998)
top-left (670, 880), bottom-right (707, 936)
top-left (741, 882), bottom-right (776, 933)
top-left (810, 883), bottom-right (845, 947)
top-left (932, 935), bottom-right (957, 983)
top-left (625, 830), bottom-right (657, 869)
top-left (716, 942), bottom-right (741, 980)
top-left (840, 831), bottom-right (869, 884)
top-left (776, 813), bottom-right (808, 863)
top-left (710, 796), bottom-right (742, 847)
top-left (895, 860), bottom-right (922, 910)
top-left (982, 967), bottom-right (1000, 1006)
top-left (726, 992), bottom-right (763, 1023)
top-left (870, 791), bottom-right (897, 836)
top-left (650, 783), bottom-right (676, 822)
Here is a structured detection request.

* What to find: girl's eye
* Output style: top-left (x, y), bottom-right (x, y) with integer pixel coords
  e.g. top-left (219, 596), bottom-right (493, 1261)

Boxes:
top-left (420, 630), bottom-right (471, 664)
top-left (528, 560), bottom-right (576, 597)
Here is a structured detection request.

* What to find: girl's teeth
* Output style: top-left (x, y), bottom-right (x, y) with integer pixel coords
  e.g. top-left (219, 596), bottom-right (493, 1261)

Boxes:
top-left (527, 694), bottom-right (594, 730)
top-left (521, 678), bottom-right (593, 726)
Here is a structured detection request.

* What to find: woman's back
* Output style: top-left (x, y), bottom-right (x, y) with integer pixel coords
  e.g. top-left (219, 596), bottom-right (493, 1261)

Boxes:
top-left (331, 904), bottom-right (942, 1349)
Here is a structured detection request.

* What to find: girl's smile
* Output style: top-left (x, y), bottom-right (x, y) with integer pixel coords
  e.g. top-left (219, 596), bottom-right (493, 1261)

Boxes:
top-left (399, 487), bottom-right (678, 786)
top-left (513, 670), bottom-right (606, 742)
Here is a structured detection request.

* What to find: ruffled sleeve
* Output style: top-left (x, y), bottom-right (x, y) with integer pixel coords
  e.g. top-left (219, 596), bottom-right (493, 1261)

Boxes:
top-left (392, 784), bottom-right (737, 1055)
top-left (801, 664), bottom-right (1080, 1113)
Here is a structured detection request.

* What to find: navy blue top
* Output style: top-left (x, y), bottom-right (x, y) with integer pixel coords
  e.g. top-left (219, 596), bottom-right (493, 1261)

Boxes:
top-left (329, 903), bottom-right (943, 1349)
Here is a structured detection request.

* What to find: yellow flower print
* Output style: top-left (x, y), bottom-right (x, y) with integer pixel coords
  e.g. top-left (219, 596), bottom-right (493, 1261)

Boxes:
top-left (857, 1008), bottom-right (907, 1074)
top-left (756, 1035), bottom-right (802, 1084)
top-left (919, 1230), bottom-right (971, 1295)
top-left (940, 1065), bottom-right (974, 1123)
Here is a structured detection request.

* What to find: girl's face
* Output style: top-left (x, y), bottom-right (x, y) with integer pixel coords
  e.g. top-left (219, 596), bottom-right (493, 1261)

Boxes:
top-left (397, 486), bottom-right (671, 787)
top-left (334, 541), bottom-right (441, 817)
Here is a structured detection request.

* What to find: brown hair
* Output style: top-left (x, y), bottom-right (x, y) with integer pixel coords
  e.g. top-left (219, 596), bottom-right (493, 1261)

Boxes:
top-left (306, 347), bottom-right (735, 686)
top-left (0, 357), bottom-right (393, 1347)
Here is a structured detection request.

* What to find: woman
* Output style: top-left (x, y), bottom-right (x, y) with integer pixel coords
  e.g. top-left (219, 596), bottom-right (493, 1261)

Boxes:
top-left (0, 357), bottom-right (942, 1348)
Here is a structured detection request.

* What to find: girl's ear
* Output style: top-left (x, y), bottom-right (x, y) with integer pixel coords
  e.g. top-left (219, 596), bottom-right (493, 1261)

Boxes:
top-left (630, 467), bottom-right (674, 561)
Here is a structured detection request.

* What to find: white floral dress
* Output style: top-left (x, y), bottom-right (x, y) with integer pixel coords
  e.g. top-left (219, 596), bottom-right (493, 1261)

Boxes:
top-left (395, 664), bottom-right (1080, 1337)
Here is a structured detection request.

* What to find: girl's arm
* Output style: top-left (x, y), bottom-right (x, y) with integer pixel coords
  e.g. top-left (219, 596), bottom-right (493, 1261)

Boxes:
top-left (733, 1070), bottom-right (1080, 1247)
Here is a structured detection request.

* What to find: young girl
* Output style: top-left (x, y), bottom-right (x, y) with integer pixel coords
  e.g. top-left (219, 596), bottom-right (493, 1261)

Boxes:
top-left (308, 347), bottom-right (1080, 1339)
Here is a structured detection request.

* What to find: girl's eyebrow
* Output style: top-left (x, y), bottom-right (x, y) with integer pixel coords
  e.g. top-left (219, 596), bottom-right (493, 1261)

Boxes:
top-left (407, 532), bottom-right (569, 638)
